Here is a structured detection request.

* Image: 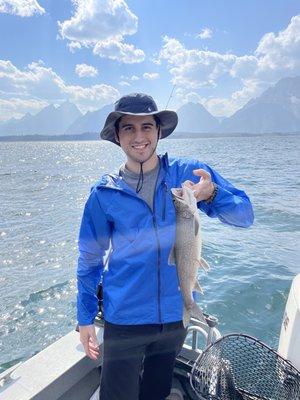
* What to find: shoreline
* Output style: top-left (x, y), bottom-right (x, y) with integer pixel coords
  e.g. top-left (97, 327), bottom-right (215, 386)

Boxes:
top-left (0, 131), bottom-right (299, 142)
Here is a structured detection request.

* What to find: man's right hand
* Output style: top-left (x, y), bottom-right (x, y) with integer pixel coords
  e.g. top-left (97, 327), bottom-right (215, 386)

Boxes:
top-left (79, 324), bottom-right (100, 360)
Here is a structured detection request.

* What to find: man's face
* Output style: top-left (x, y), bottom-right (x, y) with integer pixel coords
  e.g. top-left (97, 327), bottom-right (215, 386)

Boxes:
top-left (116, 114), bottom-right (159, 167)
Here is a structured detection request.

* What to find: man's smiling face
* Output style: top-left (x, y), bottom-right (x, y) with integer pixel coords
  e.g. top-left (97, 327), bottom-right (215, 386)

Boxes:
top-left (116, 114), bottom-right (160, 171)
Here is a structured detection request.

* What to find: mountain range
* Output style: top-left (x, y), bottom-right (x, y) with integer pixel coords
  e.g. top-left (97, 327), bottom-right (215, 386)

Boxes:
top-left (221, 76), bottom-right (300, 133)
top-left (0, 101), bottom-right (82, 136)
top-left (1, 76), bottom-right (300, 137)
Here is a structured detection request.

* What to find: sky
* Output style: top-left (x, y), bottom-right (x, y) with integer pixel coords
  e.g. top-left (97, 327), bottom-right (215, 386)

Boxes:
top-left (0, 0), bottom-right (300, 122)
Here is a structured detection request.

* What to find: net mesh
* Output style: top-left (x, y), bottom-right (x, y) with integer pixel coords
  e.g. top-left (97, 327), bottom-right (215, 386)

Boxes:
top-left (190, 334), bottom-right (300, 400)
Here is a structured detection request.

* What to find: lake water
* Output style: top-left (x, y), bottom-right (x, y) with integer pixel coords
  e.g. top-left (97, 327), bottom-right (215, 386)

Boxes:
top-left (0, 135), bottom-right (299, 372)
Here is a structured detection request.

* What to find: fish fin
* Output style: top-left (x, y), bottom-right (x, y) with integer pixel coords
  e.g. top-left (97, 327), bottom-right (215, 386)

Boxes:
top-left (198, 257), bottom-right (210, 272)
top-left (183, 307), bottom-right (190, 328)
top-left (168, 245), bottom-right (176, 265)
top-left (190, 302), bottom-right (206, 324)
top-left (194, 280), bottom-right (204, 294)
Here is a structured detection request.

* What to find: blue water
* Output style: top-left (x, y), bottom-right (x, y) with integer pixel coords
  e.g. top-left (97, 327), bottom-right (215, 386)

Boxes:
top-left (0, 135), bottom-right (299, 372)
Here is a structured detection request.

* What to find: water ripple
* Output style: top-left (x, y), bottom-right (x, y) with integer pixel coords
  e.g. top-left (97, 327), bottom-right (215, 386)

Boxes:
top-left (0, 136), bottom-right (299, 370)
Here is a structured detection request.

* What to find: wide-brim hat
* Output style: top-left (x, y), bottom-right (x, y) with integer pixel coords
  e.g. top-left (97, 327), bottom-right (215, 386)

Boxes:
top-left (100, 93), bottom-right (178, 145)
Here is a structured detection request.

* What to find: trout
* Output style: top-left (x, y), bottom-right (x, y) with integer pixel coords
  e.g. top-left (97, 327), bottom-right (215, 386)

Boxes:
top-left (169, 184), bottom-right (210, 328)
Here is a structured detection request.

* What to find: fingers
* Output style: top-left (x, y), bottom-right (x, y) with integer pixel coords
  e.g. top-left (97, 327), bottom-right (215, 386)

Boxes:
top-left (183, 170), bottom-right (213, 202)
top-left (182, 180), bottom-right (194, 189)
top-left (79, 325), bottom-right (100, 360)
top-left (82, 340), bottom-right (94, 360)
top-left (91, 331), bottom-right (100, 348)
top-left (193, 169), bottom-right (211, 181)
top-left (87, 337), bottom-right (100, 360)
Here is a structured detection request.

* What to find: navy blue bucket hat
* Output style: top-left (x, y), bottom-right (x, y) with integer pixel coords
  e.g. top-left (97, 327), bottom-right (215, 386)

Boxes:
top-left (100, 93), bottom-right (178, 145)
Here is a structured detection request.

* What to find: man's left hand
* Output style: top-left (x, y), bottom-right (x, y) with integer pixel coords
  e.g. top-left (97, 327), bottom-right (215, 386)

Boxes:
top-left (184, 169), bottom-right (215, 202)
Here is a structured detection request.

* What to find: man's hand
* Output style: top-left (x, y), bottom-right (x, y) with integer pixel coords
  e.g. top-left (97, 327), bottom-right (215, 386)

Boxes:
top-left (79, 324), bottom-right (100, 360)
top-left (184, 169), bottom-right (215, 202)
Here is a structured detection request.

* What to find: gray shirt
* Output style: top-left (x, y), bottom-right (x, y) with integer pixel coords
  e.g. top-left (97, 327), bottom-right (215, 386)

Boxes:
top-left (119, 161), bottom-right (160, 211)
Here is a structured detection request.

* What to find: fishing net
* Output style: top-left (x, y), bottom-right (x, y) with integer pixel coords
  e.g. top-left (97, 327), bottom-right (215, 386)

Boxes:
top-left (190, 333), bottom-right (300, 400)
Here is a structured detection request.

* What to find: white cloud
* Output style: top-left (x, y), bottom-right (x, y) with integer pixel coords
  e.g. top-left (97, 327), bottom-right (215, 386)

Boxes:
top-left (230, 55), bottom-right (258, 79)
top-left (231, 79), bottom-right (264, 103)
top-left (159, 36), bottom-right (236, 89)
top-left (173, 88), bottom-right (236, 117)
top-left (174, 88), bottom-right (205, 105)
top-left (151, 57), bottom-right (161, 66)
top-left (0, 97), bottom-right (47, 121)
top-left (75, 63), bottom-right (98, 78)
top-left (62, 83), bottom-right (119, 111)
top-left (119, 80), bottom-right (130, 86)
top-left (184, 92), bottom-right (204, 103)
top-left (200, 79), bottom-right (266, 117)
top-left (229, 15), bottom-right (300, 85)
top-left (255, 15), bottom-right (300, 80)
top-left (230, 15), bottom-right (300, 84)
top-left (159, 36), bottom-right (186, 65)
top-left (59, 0), bottom-right (137, 45)
top-left (68, 41), bottom-right (82, 53)
top-left (203, 97), bottom-right (237, 117)
top-left (174, 90), bottom-right (244, 118)
top-left (0, 59), bottom-right (63, 100)
top-left (143, 72), bottom-right (159, 80)
top-left (0, 59), bottom-right (120, 120)
top-left (0, 0), bottom-right (45, 17)
top-left (159, 15), bottom-right (300, 116)
top-left (93, 38), bottom-right (145, 63)
top-left (58, 0), bottom-right (145, 63)
top-left (118, 74), bottom-right (139, 84)
top-left (196, 28), bottom-right (213, 40)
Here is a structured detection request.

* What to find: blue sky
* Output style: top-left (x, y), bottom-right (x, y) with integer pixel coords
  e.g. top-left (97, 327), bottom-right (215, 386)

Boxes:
top-left (0, 0), bottom-right (300, 122)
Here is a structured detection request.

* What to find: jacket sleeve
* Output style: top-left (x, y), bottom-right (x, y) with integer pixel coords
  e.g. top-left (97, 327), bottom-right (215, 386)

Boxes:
top-left (197, 163), bottom-right (254, 228)
top-left (77, 188), bottom-right (111, 326)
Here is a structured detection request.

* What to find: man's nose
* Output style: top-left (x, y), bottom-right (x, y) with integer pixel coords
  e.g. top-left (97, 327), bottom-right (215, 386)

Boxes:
top-left (133, 128), bottom-right (146, 141)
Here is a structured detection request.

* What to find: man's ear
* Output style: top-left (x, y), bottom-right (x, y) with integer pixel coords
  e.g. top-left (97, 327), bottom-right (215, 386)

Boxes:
top-left (115, 132), bottom-right (120, 143)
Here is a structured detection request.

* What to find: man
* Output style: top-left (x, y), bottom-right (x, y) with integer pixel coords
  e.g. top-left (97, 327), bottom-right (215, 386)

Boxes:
top-left (77, 93), bottom-right (254, 400)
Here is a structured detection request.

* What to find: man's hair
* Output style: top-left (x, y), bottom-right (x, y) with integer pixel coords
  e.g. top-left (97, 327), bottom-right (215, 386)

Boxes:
top-left (114, 114), bottom-right (161, 134)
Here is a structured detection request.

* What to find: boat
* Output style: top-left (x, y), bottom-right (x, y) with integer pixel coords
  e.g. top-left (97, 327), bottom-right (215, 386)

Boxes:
top-left (0, 274), bottom-right (299, 400)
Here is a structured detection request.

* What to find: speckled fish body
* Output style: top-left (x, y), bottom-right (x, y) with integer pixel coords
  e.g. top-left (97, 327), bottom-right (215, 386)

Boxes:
top-left (169, 185), bottom-right (209, 328)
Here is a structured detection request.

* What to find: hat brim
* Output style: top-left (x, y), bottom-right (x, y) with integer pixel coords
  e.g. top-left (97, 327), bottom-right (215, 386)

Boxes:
top-left (100, 110), bottom-right (178, 145)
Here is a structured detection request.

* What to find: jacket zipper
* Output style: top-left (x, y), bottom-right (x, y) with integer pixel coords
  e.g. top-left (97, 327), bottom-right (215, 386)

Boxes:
top-left (162, 181), bottom-right (168, 221)
top-left (152, 168), bottom-right (162, 323)
top-left (152, 215), bottom-right (162, 323)
top-left (101, 174), bottom-right (164, 323)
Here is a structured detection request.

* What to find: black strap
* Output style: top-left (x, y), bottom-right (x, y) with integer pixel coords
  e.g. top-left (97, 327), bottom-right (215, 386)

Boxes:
top-left (136, 162), bottom-right (144, 193)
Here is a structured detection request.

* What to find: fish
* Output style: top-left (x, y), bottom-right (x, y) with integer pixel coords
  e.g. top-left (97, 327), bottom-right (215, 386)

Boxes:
top-left (169, 183), bottom-right (210, 328)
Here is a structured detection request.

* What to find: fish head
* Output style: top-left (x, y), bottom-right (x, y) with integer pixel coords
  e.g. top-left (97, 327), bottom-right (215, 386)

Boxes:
top-left (181, 182), bottom-right (198, 206)
top-left (171, 185), bottom-right (197, 216)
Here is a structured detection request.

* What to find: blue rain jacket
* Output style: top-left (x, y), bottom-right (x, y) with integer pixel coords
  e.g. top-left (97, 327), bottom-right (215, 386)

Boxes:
top-left (77, 153), bottom-right (254, 326)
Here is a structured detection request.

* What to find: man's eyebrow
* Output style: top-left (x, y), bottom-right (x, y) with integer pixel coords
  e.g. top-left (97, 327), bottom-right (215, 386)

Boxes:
top-left (120, 122), bottom-right (155, 128)
top-left (120, 123), bottom-right (134, 128)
